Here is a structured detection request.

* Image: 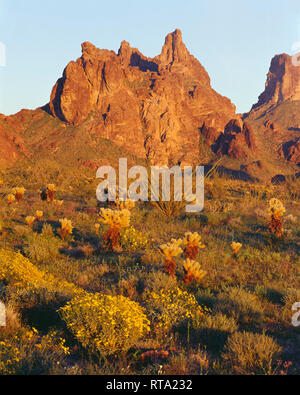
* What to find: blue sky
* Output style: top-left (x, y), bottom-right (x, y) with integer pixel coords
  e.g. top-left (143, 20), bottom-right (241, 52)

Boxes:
top-left (1, 0), bottom-right (300, 115)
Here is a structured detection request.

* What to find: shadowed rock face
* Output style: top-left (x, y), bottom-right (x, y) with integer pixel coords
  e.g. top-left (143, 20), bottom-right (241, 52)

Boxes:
top-left (252, 54), bottom-right (300, 109)
top-left (48, 29), bottom-right (236, 165)
top-left (246, 52), bottom-right (300, 168)
top-left (279, 139), bottom-right (300, 164)
top-left (215, 119), bottom-right (257, 160)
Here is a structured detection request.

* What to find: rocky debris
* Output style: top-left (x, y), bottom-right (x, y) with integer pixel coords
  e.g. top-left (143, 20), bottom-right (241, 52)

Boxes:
top-left (264, 120), bottom-right (280, 132)
top-left (279, 139), bottom-right (300, 164)
top-left (200, 122), bottom-right (221, 146)
top-left (272, 172), bottom-right (300, 184)
top-left (215, 119), bottom-right (257, 160)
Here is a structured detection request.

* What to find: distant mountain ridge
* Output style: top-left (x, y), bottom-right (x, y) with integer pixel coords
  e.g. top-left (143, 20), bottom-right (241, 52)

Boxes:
top-left (0, 30), bottom-right (299, 181)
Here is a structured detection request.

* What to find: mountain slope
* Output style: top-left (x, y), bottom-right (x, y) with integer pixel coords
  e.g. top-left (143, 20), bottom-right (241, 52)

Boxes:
top-left (0, 31), bottom-right (299, 181)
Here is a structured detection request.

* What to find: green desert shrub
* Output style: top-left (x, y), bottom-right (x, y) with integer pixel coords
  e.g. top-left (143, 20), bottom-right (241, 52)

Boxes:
top-left (24, 227), bottom-right (61, 263)
top-left (192, 312), bottom-right (238, 351)
top-left (222, 331), bottom-right (282, 375)
top-left (196, 288), bottom-right (217, 309)
top-left (216, 287), bottom-right (264, 323)
top-left (0, 328), bottom-right (69, 375)
top-left (143, 271), bottom-right (178, 294)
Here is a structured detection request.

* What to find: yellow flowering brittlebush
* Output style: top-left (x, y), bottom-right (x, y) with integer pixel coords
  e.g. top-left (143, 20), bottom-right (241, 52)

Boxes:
top-left (0, 329), bottom-right (70, 375)
top-left (0, 249), bottom-right (84, 297)
top-left (120, 226), bottom-right (148, 251)
top-left (59, 293), bottom-right (150, 355)
top-left (143, 287), bottom-right (208, 332)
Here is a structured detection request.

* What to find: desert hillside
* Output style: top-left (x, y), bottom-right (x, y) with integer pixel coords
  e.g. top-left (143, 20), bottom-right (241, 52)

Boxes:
top-left (0, 30), bottom-right (299, 182)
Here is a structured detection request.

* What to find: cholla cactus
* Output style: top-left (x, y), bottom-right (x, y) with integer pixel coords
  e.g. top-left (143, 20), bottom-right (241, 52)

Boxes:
top-left (268, 198), bottom-right (286, 239)
top-left (231, 242), bottom-right (242, 255)
top-left (113, 187), bottom-right (136, 211)
top-left (6, 193), bottom-right (16, 205)
top-left (98, 208), bottom-right (131, 251)
top-left (26, 216), bottom-right (36, 228)
top-left (182, 232), bottom-right (205, 260)
top-left (59, 218), bottom-right (73, 240)
top-left (159, 239), bottom-right (183, 277)
top-left (47, 184), bottom-right (56, 202)
top-left (35, 211), bottom-right (43, 220)
top-left (121, 200), bottom-right (136, 211)
top-left (183, 259), bottom-right (207, 284)
top-left (13, 187), bottom-right (25, 203)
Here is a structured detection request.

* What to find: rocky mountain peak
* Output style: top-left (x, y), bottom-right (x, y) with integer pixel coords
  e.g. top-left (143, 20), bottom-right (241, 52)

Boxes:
top-left (157, 29), bottom-right (187, 64)
top-left (252, 53), bottom-right (300, 110)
